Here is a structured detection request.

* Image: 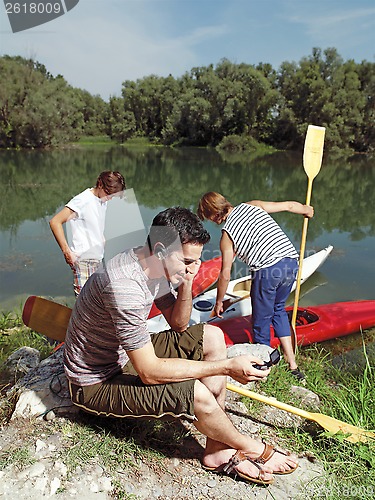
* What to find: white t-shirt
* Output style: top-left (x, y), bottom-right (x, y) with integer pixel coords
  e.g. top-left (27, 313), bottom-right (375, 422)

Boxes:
top-left (66, 188), bottom-right (107, 260)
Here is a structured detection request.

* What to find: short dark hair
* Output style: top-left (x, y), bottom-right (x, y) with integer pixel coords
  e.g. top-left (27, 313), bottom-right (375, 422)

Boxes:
top-left (147, 207), bottom-right (210, 252)
top-left (96, 171), bottom-right (126, 194)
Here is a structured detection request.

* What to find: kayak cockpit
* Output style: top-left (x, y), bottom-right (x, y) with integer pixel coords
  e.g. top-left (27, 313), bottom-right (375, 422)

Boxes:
top-left (288, 309), bottom-right (319, 326)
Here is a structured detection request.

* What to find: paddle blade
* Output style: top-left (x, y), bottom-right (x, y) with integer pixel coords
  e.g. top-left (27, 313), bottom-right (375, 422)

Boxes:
top-left (310, 413), bottom-right (375, 444)
top-left (303, 125), bottom-right (325, 180)
top-left (226, 383), bottom-right (375, 444)
top-left (22, 296), bottom-right (71, 342)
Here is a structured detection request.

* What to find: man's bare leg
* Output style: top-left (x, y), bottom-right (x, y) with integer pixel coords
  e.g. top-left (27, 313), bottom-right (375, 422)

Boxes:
top-left (193, 381), bottom-right (298, 480)
top-left (278, 336), bottom-right (298, 370)
top-left (200, 325), bottom-right (227, 408)
top-left (198, 325), bottom-right (298, 479)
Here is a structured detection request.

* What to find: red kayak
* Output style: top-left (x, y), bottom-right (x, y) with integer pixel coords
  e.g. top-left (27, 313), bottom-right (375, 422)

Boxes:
top-left (213, 301), bottom-right (375, 348)
top-left (148, 256), bottom-right (222, 318)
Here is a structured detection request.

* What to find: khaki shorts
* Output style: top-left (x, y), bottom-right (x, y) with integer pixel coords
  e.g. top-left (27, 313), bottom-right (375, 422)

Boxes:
top-left (68, 324), bottom-right (204, 421)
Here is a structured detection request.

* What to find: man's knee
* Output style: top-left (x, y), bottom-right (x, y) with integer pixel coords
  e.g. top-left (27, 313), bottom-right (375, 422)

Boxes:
top-left (193, 380), bottom-right (220, 414)
top-left (202, 324), bottom-right (227, 357)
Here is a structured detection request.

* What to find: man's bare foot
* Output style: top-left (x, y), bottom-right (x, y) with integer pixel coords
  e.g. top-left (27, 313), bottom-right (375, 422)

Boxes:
top-left (203, 442), bottom-right (298, 477)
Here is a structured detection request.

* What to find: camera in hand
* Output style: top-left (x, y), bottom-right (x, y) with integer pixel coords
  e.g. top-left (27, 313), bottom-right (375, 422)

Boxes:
top-left (252, 348), bottom-right (281, 370)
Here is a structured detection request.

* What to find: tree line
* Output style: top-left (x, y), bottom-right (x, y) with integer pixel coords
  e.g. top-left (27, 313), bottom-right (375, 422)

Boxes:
top-left (0, 48), bottom-right (374, 152)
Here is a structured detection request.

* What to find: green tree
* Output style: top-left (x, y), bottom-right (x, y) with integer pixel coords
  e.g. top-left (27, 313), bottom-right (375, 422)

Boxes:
top-left (357, 61), bottom-right (375, 152)
top-left (75, 89), bottom-right (109, 136)
top-left (0, 56), bottom-right (84, 148)
top-left (274, 48), bottom-right (369, 152)
top-left (108, 96), bottom-right (136, 142)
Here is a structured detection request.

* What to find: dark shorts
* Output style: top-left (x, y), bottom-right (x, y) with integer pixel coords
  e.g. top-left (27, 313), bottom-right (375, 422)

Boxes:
top-left (68, 324), bottom-right (204, 421)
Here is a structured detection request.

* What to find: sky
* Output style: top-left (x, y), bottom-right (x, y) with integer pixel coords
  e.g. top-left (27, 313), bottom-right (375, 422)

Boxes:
top-left (1, 0), bottom-right (374, 100)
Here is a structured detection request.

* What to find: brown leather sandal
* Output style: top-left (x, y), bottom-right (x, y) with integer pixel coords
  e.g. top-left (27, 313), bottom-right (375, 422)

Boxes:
top-left (254, 441), bottom-right (298, 475)
top-left (202, 450), bottom-right (274, 485)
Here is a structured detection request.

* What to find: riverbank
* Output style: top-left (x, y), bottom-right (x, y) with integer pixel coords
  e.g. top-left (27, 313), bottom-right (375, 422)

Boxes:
top-left (0, 314), bottom-right (374, 499)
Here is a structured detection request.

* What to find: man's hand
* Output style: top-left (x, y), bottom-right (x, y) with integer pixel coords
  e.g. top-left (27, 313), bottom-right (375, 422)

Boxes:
top-left (213, 300), bottom-right (224, 318)
top-left (185, 258), bottom-right (201, 281)
top-left (63, 249), bottom-right (78, 268)
top-left (227, 355), bottom-right (271, 384)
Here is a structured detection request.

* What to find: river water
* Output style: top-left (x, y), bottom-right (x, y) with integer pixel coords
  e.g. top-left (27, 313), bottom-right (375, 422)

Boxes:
top-left (0, 145), bottom-right (374, 318)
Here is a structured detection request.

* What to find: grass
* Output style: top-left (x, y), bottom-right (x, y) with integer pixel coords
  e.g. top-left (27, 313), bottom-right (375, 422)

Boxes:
top-left (0, 309), bottom-right (53, 419)
top-left (75, 135), bottom-right (114, 145)
top-left (0, 446), bottom-right (35, 471)
top-left (53, 415), bottom-right (187, 499)
top-left (0, 309), bottom-right (53, 368)
top-left (243, 339), bottom-right (375, 499)
top-left (0, 306), bottom-right (374, 498)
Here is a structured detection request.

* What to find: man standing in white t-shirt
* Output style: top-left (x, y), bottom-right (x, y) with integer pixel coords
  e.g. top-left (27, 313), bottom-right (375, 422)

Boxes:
top-left (50, 171), bottom-right (126, 296)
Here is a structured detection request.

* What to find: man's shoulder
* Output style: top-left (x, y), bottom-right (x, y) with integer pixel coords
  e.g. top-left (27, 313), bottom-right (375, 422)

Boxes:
top-left (106, 250), bottom-right (147, 286)
top-left (66, 188), bottom-right (93, 210)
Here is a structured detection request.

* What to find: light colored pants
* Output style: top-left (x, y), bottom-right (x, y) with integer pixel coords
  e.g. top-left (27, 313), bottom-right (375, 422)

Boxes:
top-left (72, 259), bottom-right (101, 296)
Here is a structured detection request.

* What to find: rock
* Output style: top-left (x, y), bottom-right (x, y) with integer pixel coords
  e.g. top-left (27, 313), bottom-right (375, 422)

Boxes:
top-left (4, 347), bottom-right (40, 381)
top-left (50, 477), bottom-right (61, 496)
top-left (290, 385), bottom-right (320, 410)
top-left (258, 404), bottom-right (304, 428)
top-left (11, 346), bottom-right (78, 420)
top-left (227, 342), bottom-right (274, 360)
top-left (226, 343), bottom-right (274, 398)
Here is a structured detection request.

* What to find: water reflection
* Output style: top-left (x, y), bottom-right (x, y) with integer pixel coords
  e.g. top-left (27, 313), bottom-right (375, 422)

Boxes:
top-left (0, 146), bottom-right (374, 308)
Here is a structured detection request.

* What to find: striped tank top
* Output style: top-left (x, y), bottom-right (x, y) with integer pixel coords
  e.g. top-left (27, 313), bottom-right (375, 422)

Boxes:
top-left (222, 203), bottom-right (298, 271)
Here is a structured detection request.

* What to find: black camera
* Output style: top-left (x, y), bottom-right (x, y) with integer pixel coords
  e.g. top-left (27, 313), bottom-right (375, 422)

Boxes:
top-left (252, 348), bottom-right (280, 370)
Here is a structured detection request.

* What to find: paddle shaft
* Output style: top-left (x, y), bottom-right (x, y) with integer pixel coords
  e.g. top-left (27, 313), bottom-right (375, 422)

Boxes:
top-left (227, 382), bottom-right (311, 418)
top-left (291, 126), bottom-right (325, 346)
top-left (291, 178), bottom-right (313, 330)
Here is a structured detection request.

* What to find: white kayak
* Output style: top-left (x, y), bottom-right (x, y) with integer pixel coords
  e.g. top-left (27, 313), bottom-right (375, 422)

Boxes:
top-left (148, 245), bottom-right (333, 333)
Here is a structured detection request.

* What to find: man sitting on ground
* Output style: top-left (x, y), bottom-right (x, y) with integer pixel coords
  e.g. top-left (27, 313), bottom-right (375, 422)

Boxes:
top-left (64, 206), bottom-right (298, 485)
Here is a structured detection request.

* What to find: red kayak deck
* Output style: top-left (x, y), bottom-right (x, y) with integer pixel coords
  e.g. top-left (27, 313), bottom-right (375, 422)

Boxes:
top-left (148, 256), bottom-right (222, 318)
top-left (213, 300), bottom-right (375, 348)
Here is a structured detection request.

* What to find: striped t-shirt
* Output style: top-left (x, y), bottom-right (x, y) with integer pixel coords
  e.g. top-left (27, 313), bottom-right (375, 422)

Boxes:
top-left (222, 203), bottom-right (298, 271)
top-left (64, 248), bottom-right (175, 386)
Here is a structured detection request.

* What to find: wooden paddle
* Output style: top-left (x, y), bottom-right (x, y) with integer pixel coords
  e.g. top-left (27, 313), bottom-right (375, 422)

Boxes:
top-left (291, 125), bottom-right (325, 351)
top-left (23, 296), bottom-right (374, 444)
top-left (22, 295), bottom-right (71, 342)
top-left (227, 383), bottom-right (375, 444)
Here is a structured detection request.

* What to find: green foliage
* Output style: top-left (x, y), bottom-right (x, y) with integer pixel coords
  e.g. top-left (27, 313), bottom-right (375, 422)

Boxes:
top-left (244, 343), bottom-right (375, 499)
top-left (75, 89), bottom-right (110, 136)
top-left (0, 56), bottom-right (108, 148)
top-left (0, 327), bottom-right (53, 369)
top-left (0, 446), bottom-right (35, 471)
top-left (274, 47), bottom-right (372, 152)
top-left (1, 50), bottom-right (374, 152)
top-left (0, 307), bottom-right (53, 369)
top-left (217, 134), bottom-right (266, 153)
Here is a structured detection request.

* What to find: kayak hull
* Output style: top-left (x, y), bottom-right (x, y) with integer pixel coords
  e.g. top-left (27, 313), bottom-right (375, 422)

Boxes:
top-left (147, 246), bottom-right (333, 331)
top-left (214, 301), bottom-right (375, 347)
